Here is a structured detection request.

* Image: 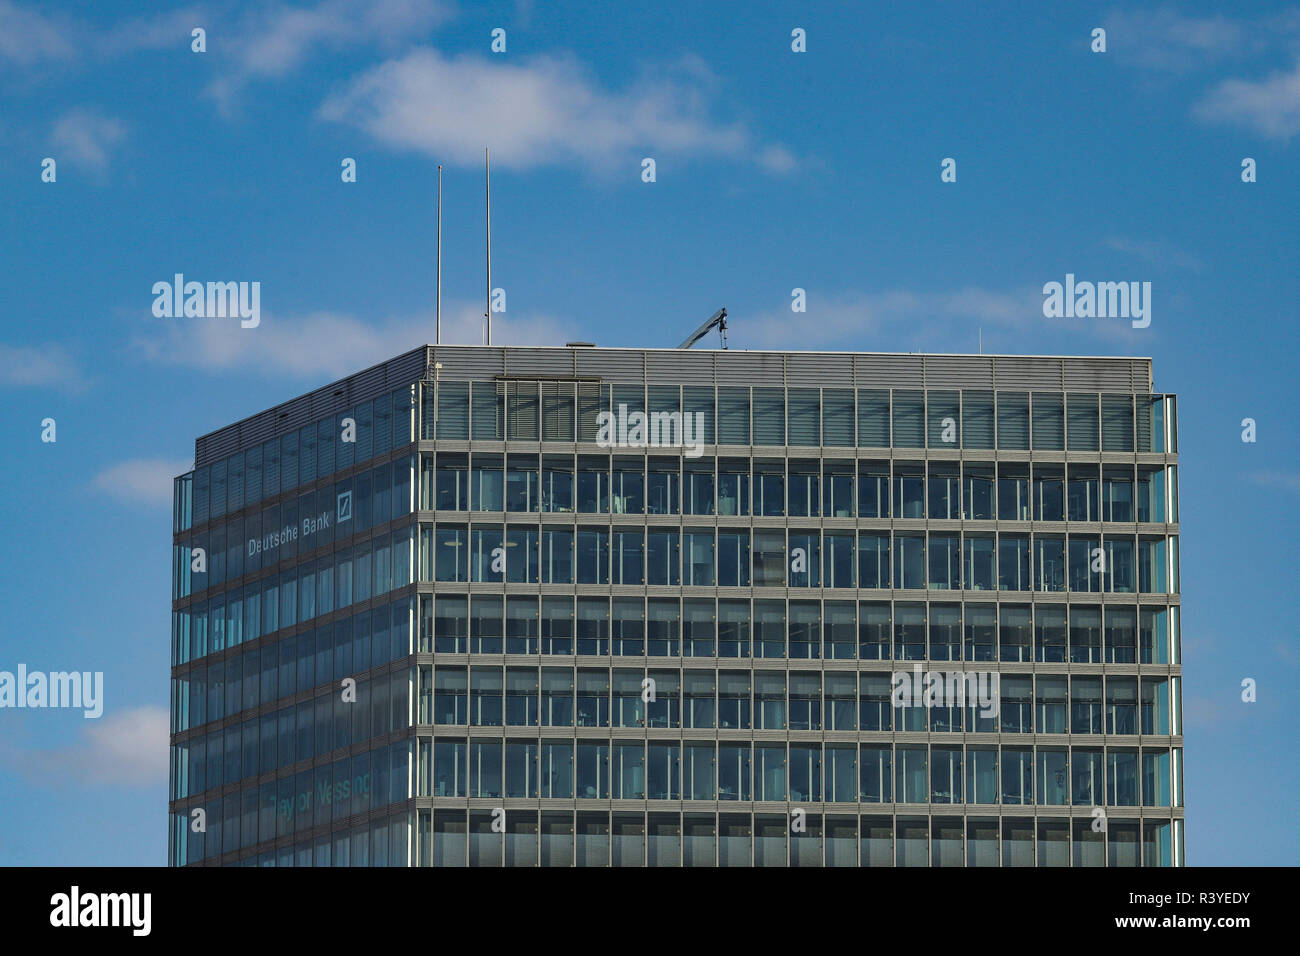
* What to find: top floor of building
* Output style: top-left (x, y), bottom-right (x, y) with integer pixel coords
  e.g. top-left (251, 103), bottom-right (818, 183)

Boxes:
top-left (175, 346), bottom-right (1176, 534)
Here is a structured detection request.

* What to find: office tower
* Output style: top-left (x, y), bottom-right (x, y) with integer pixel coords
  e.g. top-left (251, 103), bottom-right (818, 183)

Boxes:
top-left (169, 345), bottom-right (1182, 866)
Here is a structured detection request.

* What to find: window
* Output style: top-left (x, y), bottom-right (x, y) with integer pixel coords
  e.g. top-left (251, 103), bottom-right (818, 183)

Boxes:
top-left (892, 390), bottom-right (924, 448)
top-left (857, 390), bottom-right (890, 447)
top-left (683, 600), bottom-right (715, 657)
top-left (1031, 393), bottom-right (1064, 450)
top-left (1066, 393), bottom-right (1100, 451)
top-left (471, 598), bottom-right (503, 655)
top-left (646, 530), bottom-right (680, 586)
top-left (683, 529), bottom-right (715, 586)
top-left (576, 530), bottom-right (609, 584)
top-left (754, 601), bottom-right (786, 659)
top-left (470, 455), bottom-right (503, 511)
top-left (927, 390), bottom-right (960, 448)
top-left (683, 387), bottom-right (715, 444)
top-left (789, 603), bottom-right (821, 660)
top-left (858, 463), bottom-right (889, 518)
top-left (997, 392), bottom-right (1030, 449)
top-left (717, 531), bottom-right (750, 587)
top-left (541, 529), bottom-right (573, 584)
top-left (822, 389), bottom-right (855, 446)
top-left (541, 382), bottom-right (575, 441)
top-left (1101, 394), bottom-right (1134, 451)
top-left (541, 456), bottom-right (574, 513)
top-left (508, 382), bottom-right (540, 440)
top-left (472, 382), bottom-right (504, 440)
top-left (718, 602), bottom-right (750, 658)
top-left (893, 535), bottom-right (925, 589)
top-left (753, 531), bottom-right (786, 588)
top-left (1068, 465), bottom-right (1100, 522)
top-left (684, 459), bottom-right (714, 515)
top-left (436, 383), bottom-right (469, 439)
top-left (717, 387), bottom-right (750, 444)
top-left (1036, 677), bottom-right (1067, 734)
top-left (964, 535), bottom-right (995, 591)
top-left (963, 464), bottom-right (994, 520)
top-left (788, 460), bottom-right (819, 517)
top-left (1035, 605), bottom-right (1067, 662)
top-left (576, 456), bottom-right (609, 513)
top-left (964, 604), bottom-right (997, 664)
top-left (929, 465), bottom-right (959, 520)
top-left (717, 458), bottom-right (750, 516)
top-left (646, 457), bottom-right (679, 515)
top-left (822, 461), bottom-right (855, 517)
top-left (611, 457), bottom-right (644, 515)
top-left (858, 533), bottom-right (889, 589)
top-left (752, 388), bottom-right (785, 444)
top-left (962, 392), bottom-right (994, 449)
top-left (787, 388), bottom-right (820, 445)
top-left (928, 535), bottom-right (960, 590)
top-left (997, 536), bottom-right (1030, 591)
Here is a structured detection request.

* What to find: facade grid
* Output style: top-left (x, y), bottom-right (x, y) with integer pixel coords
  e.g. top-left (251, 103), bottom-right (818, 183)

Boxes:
top-left (169, 345), bottom-right (1182, 867)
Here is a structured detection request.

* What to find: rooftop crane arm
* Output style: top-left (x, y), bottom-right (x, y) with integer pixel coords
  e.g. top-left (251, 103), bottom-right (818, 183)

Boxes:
top-left (677, 307), bottom-right (728, 349)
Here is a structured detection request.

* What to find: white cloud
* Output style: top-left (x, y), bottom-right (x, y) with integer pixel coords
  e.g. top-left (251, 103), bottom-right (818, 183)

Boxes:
top-left (1195, 63), bottom-right (1300, 139)
top-left (93, 458), bottom-right (194, 506)
top-left (0, 1), bottom-right (205, 66)
top-left (9, 706), bottom-right (170, 788)
top-left (1102, 8), bottom-right (1263, 72)
top-left (98, 7), bottom-right (209, 58)
top-left (0, 342), bottom-right (80, 387)
top-left (50, 108), bottom-right (126, 169)
top-left (207, 0), bottom-right (449, 111)
top-left (742, 287), bottom-right (1039, 351)
top-left (1104, 236), bottom-right (1203, 270)
top-left (0, 0), bottom-right (74, 65)
top-left (320, 47), bottom-right (790, 173)
top-left (740, 283), bottom-right (1164, 353)
top-left (1247, 471), bottom-right (1300, 493)
top-left (133, 303), bottom-right (579, 378)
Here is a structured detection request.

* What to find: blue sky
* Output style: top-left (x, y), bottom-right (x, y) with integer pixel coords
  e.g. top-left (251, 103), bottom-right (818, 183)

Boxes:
top-left (0, 0), bottom-right (1297, 866)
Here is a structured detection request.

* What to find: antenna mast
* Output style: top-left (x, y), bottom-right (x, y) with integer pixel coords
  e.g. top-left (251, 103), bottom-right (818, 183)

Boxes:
top-left (485, 148), bottom-right (492, 346)
top-left (436, 164), bottom-right (442, 345)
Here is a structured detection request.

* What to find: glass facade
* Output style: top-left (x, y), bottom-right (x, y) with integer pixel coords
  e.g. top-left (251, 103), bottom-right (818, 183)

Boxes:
top-left (170, 350), bottom-right (1182, 866)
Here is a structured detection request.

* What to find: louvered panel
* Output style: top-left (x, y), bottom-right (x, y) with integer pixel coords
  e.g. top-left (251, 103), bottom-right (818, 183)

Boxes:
top-left (577, 382), bottom-right (605, 442)
top-left (541, 381), bottom-right (576, 441)
top-left (431, 346), bottom-right (505, 382)
top-left (856, 353), bottom-right (923, 387)
top-left (471, 381), bottom-right (504, 440)
top-left (309, 385), bottom-right (351, 422)
top-left (578, 349), bottom-right (641, 383)
top-left (788, 351), bottom-right (852, 387)
top-left (925, 355), bottom-right (993, 389)
top-left (716, 351), bottom-right (782, 386)
top-left (508, 380), bottom-right (540, 440)
top-left (277, 395), bottom-right (311, 434)
top-left (995, 356), bottom-right (1062, 390)
top-left (1062, 360), bottom-right (1131, 392)
top-left (506, 349), bottom-right (573, 378)
top-left (647, 350), bottom-right (713, 384)
top-left (351, 364), bottom-right (388, 403)
top-left (238, 415), bottom-right (274, 447)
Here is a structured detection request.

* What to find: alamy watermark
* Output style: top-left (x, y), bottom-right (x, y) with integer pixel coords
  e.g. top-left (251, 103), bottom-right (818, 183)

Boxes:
top-left (0, 665), bottom-right (103, 718)
top-left (596, 403), bottom-right (706, 458)
top-left (891, 665), bottom-right (999, 719)
top-left (152, 274), bottom-right (260, 328)
top-left (50, 886), bottom-right (150, 936)
top-left (1042, 273), bottom-right (1150, 328)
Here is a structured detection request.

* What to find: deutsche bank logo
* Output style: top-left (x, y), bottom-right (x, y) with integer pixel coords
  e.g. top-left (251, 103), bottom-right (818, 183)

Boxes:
top-left (337, 491), bottom-right (353, 523)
